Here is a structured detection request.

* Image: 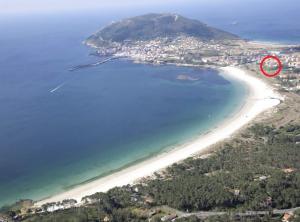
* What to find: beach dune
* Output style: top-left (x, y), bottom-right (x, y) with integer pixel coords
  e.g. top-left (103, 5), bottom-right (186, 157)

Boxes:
top-left (36, 66), bottom-right (282, 206)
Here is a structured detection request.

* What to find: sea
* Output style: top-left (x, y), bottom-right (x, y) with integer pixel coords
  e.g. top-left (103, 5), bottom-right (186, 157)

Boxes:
top-left (0, 1), bottom-right (299, 207)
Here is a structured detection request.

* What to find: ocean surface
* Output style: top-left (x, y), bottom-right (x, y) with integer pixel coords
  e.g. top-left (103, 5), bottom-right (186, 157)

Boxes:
top-left (0, 2), bottom-right (299, 206)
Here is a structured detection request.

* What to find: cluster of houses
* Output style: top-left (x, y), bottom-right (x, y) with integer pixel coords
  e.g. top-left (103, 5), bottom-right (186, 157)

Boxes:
top-left (92, 36), bottom-right (300, 95)
top-left (93, 36), bottom-right (299, 76)
top-left (40, 199), bottom-right (78, 212)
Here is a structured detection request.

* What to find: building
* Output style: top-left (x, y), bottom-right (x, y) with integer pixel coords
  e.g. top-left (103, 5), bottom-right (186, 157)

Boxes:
top-left (282, 212), bottom-right (294, 222)
top-left (103, 216), bottom-right (110, 222)
top-left (161, 214), bottom-right (177, 221)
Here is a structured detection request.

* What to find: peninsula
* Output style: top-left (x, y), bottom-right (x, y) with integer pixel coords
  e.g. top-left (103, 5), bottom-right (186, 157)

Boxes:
top-left (85, 14), bottom-right (300, 92)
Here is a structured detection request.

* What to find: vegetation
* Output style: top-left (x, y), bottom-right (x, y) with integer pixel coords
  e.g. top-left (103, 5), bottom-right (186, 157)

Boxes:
top-left (138, 124), bottom-right (300, 212)
top-left (86, 13), bottom-right (239, 45)
top-left (2, 123), bottom-right (300, 221)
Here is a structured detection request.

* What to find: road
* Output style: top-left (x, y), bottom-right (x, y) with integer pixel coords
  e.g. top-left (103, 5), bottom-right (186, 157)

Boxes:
top-left (174, 207), bottom-right (300, 220)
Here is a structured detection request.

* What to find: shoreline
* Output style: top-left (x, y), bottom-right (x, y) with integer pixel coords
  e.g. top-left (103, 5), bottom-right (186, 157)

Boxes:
top-left (248, 40), bottom-right (299, 47)
top-left (36, 66), bottom-right (282, 206)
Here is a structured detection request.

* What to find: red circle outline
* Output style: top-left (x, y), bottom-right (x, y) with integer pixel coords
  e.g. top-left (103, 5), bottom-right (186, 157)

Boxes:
top-left (259, 55), bottom-right (282, 78)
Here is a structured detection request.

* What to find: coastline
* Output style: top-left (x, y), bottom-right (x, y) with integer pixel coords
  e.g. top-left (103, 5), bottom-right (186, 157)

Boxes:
top-left (36, 66), bottom-right (282, 206)
top-left (248, 40), bottom-right (298, 47)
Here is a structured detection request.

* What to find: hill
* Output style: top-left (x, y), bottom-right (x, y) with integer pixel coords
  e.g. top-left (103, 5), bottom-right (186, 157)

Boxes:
top-left (86, 13), bottom-right (239, 45)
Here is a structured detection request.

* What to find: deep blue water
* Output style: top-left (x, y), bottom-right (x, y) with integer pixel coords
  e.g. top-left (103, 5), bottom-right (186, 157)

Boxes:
top-left (72, 0), bottom-right (299, 44)
top-left (0, 0), bottom-right (299, 206)
top-left (182, 0), bottom-right (300, 44)
top-left (0, 14), bottom-right (246, 206)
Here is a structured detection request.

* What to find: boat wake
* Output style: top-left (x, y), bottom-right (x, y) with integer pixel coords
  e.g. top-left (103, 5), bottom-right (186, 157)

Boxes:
top-left (50, 83), bottom-right (65, 93)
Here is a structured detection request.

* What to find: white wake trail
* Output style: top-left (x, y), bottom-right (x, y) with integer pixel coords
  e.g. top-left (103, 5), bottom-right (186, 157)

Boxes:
top-left (50, 83), bottom-right (65, 93)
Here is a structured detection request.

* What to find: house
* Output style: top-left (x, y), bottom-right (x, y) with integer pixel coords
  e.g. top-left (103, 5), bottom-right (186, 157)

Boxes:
top-left (82, 197), bottom-right (93, 204)
top-left (234, 189), bottom-right (240, 196)
top-left (254, 175), bottom-right (268, 181)
top-left (144, 196), bottom-right (154, 204)
top-left (148, 210), bottom-right (157, 217)
top-left (134, 187), bottom-right (139, 193)
top-left (161, 214), bottom-right (177, 221)
top-left (265, 197), bottom-right (272, 206)
top-left (259, 175), bottom-right (268, 181)
top-left (103, 216), bottom-right (110, 222)
top-left (0, 215), bottom-right (9, 222)
top-left (283, 168), bottom-right (296, 173)
top-left (62, 199), bottom-right (77, 208)
top-left (282, 212), bottom-right (294, 222)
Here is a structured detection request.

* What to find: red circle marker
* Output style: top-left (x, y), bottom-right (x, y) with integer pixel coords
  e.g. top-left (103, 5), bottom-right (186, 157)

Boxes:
top-left (259, 55), bottom-right (282, 78)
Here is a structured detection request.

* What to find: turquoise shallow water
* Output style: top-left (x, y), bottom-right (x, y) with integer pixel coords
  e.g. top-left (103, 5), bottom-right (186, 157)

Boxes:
top-left (0, 14), bottom-right (248, 207)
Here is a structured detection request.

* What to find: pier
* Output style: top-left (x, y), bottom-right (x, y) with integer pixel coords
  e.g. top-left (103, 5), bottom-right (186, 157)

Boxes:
top-left (68, 57), bottom-right (119, 71)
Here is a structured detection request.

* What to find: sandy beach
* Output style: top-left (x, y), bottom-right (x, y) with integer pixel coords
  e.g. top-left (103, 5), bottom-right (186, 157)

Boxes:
top-left (36, 66), bottom-right (282, 206)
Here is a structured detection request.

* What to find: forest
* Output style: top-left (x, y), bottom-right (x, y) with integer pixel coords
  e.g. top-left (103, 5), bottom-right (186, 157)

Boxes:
top-left (1, 123), bottom-right (300, 221)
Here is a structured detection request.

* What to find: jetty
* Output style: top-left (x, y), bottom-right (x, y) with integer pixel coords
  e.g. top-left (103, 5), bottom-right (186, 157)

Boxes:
top-left (69, 56), bottom-right (119, 71)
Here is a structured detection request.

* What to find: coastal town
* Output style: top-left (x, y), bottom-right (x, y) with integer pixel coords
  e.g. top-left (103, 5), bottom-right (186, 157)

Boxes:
top-left (89, 36), bottom-right (300, 93)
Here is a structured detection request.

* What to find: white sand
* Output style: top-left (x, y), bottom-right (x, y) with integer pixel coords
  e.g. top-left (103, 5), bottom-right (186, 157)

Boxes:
top-left (36, 66), bottom-right (282, 206)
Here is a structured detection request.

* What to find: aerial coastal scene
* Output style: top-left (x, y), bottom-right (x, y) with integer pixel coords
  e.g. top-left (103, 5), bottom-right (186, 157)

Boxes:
top-left (0, 0), bottom-right (300, 222)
